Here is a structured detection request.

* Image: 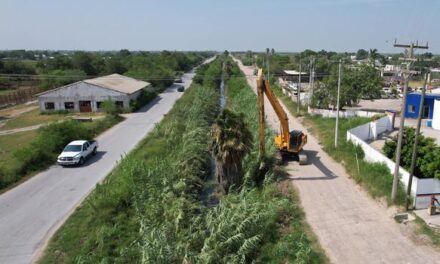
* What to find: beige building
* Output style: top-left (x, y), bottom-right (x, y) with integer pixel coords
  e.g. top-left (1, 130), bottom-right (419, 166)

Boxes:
top-left (37, 74), bottom-right (151, 112)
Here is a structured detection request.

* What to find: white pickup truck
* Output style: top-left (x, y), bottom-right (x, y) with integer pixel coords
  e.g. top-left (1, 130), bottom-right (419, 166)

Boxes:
top-left (57, 140), bottom-right (98, 166)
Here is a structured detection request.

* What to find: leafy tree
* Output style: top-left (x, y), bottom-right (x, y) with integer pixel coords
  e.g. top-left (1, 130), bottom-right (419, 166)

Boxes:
top-left (0, 60), bottom-right (36, 74)
top-left (210, 109), bottom-right (253, 193)
top-left (312, 65), bottom-right (383, 109)
top-left (383, 127), bottom-right (440, 179)
top-left (119, 49), bottom-right (131, 57)
top-left (39, 69), bottom-right (86, 90)
top-left (72, 51), bottom-right (100, 75)
top-left (104, 57), bottom-right (127, 74)
top-left (356, 49), bottom-right (368, 60)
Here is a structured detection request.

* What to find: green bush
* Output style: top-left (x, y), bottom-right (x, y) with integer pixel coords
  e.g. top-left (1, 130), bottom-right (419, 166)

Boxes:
top-left (101, 100), bottom-right (121, 116)
top-left (383, 127), bottom-right (440, 179)
top-left (13, 120), bottom-right (93, 174)
top-left (0, 116), bottom-right (122, 188)
top-left (130, 90), bottom-right (156, 111)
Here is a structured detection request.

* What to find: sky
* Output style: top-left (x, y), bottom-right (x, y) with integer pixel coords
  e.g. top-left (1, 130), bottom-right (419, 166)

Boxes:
top-left (0, 0), bottom-right (438, 53)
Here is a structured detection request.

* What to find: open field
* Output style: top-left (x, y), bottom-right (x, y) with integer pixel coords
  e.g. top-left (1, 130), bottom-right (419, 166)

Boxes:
top-left (0, 102), bottom-right (37, 116)
top-left (0, 130), bottom-right (38, 182)
top-left (0, 108), bottom-right (105, 131)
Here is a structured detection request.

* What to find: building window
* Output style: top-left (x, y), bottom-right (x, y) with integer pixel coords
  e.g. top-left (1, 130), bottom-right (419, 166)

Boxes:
top-left (96, 101), bottom-right (103, 109)
top-left (115, 101), bottom-right (124, 108)
top-left (408, 105), bottom-right (416, 113)
top-left (64, 102), bottom-right (74, 110)
top-left (45, 102), bottom-right (55, 110)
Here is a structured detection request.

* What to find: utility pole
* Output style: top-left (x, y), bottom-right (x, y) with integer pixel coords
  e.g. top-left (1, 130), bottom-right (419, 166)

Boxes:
top-left (266, 48), bottom-right (270, 82)
top-left (405, 73), bottom-right (429, 210)
top-left (297, 61), bottom-right (302, 113)
top-left (391, 40), bottom-right (429, 202)
top-left (335, 59), bottom-right (342, 148)
top-left (308, 57), bottom-right (315, 106)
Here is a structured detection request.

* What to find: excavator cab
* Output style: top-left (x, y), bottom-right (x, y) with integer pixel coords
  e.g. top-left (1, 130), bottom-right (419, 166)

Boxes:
top-left (257, 69), bottom-right (308, 165)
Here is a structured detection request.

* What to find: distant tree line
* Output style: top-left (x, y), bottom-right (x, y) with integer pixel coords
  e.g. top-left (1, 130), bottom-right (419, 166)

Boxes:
top-left (0, 50), bottom-right (212, 90)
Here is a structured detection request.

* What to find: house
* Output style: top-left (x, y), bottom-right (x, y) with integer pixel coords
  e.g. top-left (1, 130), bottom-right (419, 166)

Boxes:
top-left (281, 70), bottom-right (309, 84)
top-left (37, 74), bottom-right (151, 112)
top-left (405, 90), bottom-right (440, 119)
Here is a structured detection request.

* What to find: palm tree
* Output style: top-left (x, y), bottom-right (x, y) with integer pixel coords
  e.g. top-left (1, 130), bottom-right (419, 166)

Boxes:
top-left (369, 48), bottom-right (379, 66)
top-left (210, 109), bottom-right (253, 193)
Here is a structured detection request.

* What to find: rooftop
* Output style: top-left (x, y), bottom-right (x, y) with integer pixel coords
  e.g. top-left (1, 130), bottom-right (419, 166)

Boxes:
top-left (37, 74), bottom-right (151, 96)
top-left (84, 74), bottom-right (150, 94)
top-left (283, 70), bottom-right (308, 75)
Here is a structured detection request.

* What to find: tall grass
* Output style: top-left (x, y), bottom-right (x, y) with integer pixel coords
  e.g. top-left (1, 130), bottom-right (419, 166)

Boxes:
top-left (41, 57), bottom-right (328, 264)
top-left (220, 58), bottom-right (328, 263)
top-left (40, 59), bottom-right (222, 263)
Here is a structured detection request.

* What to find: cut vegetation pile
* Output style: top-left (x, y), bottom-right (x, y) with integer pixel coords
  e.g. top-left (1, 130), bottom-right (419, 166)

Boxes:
top-left (41, 57), bottom-right (327, 264)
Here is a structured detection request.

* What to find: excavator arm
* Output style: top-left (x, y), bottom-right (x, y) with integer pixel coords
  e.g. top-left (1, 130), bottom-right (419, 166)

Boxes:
top-left (257, 69), bottom-right (290, 150)
top-left (256, 68), bottom-right (308, 164)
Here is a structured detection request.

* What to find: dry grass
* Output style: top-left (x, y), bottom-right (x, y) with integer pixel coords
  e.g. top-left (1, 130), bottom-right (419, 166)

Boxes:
top-left (0, 108), bottom-right (105, 131)
top-left (0, 130), bottom-right (38, 168)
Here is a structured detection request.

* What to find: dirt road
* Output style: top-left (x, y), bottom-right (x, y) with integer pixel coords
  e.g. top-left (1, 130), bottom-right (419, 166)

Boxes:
top-left (234, 58), bottom-right (440, 264)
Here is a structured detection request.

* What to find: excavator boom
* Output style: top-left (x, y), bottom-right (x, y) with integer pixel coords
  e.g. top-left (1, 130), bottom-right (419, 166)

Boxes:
top-left (256, 69), bottom-right (308, 164)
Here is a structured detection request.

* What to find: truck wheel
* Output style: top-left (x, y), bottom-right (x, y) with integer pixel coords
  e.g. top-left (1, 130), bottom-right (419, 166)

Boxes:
top-left (92, 147), bottom-right (97, 155)
top-left (78, 157), bottom-right (84, 166)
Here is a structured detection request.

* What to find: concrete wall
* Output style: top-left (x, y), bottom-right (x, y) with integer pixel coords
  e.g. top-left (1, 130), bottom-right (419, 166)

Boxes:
top-left (347, 114), bottom-right (440, 209)
top-left (38, 82), bottom-right (134, 112)
top-left (309, 108), bottom-right (384, 119)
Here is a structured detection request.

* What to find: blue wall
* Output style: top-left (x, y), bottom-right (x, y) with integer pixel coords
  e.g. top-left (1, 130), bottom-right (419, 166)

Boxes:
top-left (405, 93), bottom-right (440, 119)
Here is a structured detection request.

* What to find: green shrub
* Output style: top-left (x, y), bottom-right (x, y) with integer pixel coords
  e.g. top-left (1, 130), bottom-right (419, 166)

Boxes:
top-left (13, 120), bottom-right (92, 174)
top-left (2, 116), bottom-right (121, 187)
top-left (130, 90), bottom-right (156, 111)
top-left (383, 127), bottom-right (440, 179)
top-left (101, 100), bottom-right (121, 116)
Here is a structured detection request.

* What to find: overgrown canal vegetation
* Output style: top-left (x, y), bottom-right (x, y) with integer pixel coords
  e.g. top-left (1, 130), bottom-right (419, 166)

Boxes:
top-left (40, 56), bottom-right (328, 263)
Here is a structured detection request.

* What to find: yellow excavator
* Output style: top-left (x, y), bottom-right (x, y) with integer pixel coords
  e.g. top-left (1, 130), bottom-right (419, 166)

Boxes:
top-left (256, 69), bottom-right (308, 165)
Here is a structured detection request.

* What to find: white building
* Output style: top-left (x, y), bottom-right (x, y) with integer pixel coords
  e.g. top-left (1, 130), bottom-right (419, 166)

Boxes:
top-left (37, 74), bottom-right (151, 112)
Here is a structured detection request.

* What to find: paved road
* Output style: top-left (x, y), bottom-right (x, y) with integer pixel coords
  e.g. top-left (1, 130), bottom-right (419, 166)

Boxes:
top-left (0, 60), bottom-right (211, 263)
top-left (234, 58), bottom-right (440, 264)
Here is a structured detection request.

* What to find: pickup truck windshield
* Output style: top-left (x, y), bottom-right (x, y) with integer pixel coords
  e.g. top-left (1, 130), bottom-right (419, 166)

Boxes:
top-left (63, 145), bottom-right (82, 152)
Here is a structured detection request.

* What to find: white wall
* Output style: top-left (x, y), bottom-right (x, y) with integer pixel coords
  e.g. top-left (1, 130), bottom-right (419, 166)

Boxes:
top-left (347, 115), bottom-right (440, 209)
top-left (38, 82), bottom-right (131, 112)
top-left (309, 108), bottom-right (385, 119)
top-left (432, 99), bottom-right (440, 130)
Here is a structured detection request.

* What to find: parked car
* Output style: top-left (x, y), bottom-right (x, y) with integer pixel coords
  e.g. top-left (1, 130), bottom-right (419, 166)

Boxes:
top-left (57, 140), bottom-right (98, 166)
top-left (177, 85), bottom-right (185, 92)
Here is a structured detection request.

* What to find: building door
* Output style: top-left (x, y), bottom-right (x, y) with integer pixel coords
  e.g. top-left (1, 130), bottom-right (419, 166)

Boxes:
top-left (79, 101), bottom-right (92, 112)
top-left (423, 105), bottom-right (430, 118)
